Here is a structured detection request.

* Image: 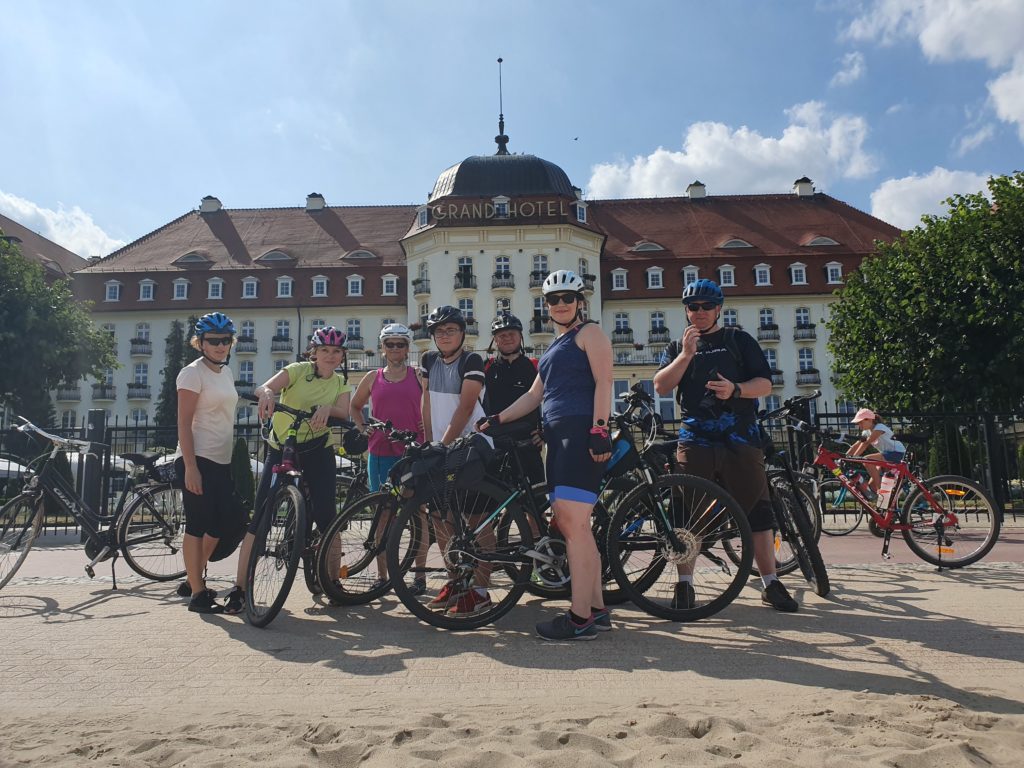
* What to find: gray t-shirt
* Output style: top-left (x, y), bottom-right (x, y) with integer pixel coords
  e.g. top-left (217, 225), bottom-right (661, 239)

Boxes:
top-left (419, 350), bottom-right (487, 443)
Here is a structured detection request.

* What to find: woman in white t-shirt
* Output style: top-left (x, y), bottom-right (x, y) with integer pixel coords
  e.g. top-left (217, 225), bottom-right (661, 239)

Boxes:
top-left (175, 313), bottom-right (239, 614)
top-left (847, 407), bottom-right (906, 495)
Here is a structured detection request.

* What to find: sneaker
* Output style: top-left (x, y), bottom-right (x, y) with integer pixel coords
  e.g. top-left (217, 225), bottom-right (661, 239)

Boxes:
top-left (671, 582), bottom-right (696, 611)
top-left (762, 580), bottom-right (799, 613)
top-left (188, 589), bottom-right (224, 614)
top-left (536, 612), bottom-right (598, 641)
top-left (592, 608), bottom-right (612, 632)
top-left (408, 578), bottom-right (427, 596)
top-left (445, 590), bottom-right (492, 617)
top-left (427, 580), bottom-right (464, 610)
top-left (177, 582), bottom-right (217, 599)
top-left (222, 587), bottom-right (245, 615)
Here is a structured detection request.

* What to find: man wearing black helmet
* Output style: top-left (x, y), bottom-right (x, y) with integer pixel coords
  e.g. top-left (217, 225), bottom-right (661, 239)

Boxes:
top-left (484, 313), bottom-right (544, 485)
top-left (654, 279), bottom-right (799, 613)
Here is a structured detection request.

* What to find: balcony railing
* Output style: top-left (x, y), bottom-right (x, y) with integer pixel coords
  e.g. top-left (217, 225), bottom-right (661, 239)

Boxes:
top-left (465, 320), bottom-right (479, 336)
top-left (796, 370), bottom-right (821, 386)
top-left (345, 335), bottom-right (364, 351)
top-left (648, 329), bottom-right (671, 344)
top-left (771, 371), bottom-right (785, 387)
top-left (412, 278), bottom-right (430, 296)
top-left (611, 329), bottom-right (635, 345)
top-left (794, 324), bottom-right (817, 341)
top-left (235, 338), bottom-right (258, 354)
top-left (236, 381), bottom-right (255, 397)
top-left (413, 327), bottom-right (431, 341)
top-left (529, 317), bottom-right (555, 335)
top-left (453, 273), bottom-right (477, 291)
top-left (271, 338), bottom-right (294, 353)
top-left (529, 271), bottom-right (548, 288)
top-left (129, 340), bottom-right (153, 356)
top-left (92, 384), bottom-right (116, 400)
top-left (56, 386), bottom-right (81, 401)
top-left (582, 273), bottom-right (596, 292)
top-left (127, 384), bottom-right (152, 400)
top-left (757, 326), bottom-right (780, 342)
top-left (491, 273), bottom-right (515, 290)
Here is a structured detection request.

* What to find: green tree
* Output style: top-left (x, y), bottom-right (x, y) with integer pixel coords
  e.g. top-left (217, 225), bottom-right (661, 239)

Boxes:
top-left (828, 172), bottom-right (1024, 411)
top-left (0, 236), bottom-right (116, 424)
top-left (154, 320), bottom-right (188, 427)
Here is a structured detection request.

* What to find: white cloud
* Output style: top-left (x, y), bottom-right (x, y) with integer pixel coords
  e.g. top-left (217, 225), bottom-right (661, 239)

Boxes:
top-left (586, 101), bottom-right (877, 200)
top-left (869, 167), bottom-right (989, 229)
top-left (955, 124), bottom-right (996, 155)
top-left (830, 51), bottom-right (866, 87)
top-left (845, 0), bottom-right (1024, 139)
top-left (0, 190), bottom-right (125, 258)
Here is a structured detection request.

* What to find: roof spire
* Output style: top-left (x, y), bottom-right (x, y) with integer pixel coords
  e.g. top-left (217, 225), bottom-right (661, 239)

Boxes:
top-left (495, 57), bottom-right (509, 155)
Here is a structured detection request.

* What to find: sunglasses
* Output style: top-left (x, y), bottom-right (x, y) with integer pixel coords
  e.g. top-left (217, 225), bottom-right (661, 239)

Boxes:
top-left (383, 341), bottom-right (409, 349)
top-left (433, 327), bottom-right (462, 338)
top-left (685, 302), bottom-right (718, 312)
top-left (544, 293), bottom-right (579, 306)
top-left (202, 336), bottom-right (234, 346)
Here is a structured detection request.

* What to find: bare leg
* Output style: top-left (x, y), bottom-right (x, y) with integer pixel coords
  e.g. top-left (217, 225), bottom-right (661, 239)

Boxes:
top-left (552, 498), bottom-right (603, 617)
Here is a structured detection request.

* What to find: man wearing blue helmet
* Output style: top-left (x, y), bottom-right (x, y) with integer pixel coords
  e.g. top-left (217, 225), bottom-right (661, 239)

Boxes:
top-left (654, 279), bottom-right (798, 613)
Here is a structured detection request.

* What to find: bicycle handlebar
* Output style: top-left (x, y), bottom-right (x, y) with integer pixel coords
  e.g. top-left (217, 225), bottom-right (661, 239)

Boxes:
top-left (240, 392), bottom-right (355, 430)
top-left (15, 417), bottom-right (92, 451)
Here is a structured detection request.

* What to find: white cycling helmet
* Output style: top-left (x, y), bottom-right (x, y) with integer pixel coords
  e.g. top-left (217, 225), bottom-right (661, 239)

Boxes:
top-left (379, 322), bottom-right (413, 343)
top-left (542, 269), bottom-right (585, 295)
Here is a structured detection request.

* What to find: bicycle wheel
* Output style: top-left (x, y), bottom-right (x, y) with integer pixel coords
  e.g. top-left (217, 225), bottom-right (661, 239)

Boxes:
top-left (770, 480), bottom-right (830, 596)
top-left (0, 493), bottom-right (43, 591)
top-left (900, 475), bottom-right (1001, 568)
top-left (318, 490), bottom-right (422, 606)
top-left (607, 474), bottom-right (753, 622)
top-left (302, 533), bottom-right (322, 597)
top-left (245, 484), bottom-right (306, 627)
top-left (770, 471), bottom-right (822, 542)
top-left (387, 482), bottom-right (533, 631)
top-left (117, 485), bottom-right (186, 581)
top-left (817, 478), bottom-right (864, 536)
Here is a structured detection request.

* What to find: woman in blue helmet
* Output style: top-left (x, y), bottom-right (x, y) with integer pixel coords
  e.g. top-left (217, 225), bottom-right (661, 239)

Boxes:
top-left (174, 312), bottom-right (239, 613)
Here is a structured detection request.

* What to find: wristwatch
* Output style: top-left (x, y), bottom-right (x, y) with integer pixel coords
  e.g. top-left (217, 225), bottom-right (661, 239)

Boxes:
top-left (730, 381), bottom-right (742, 400)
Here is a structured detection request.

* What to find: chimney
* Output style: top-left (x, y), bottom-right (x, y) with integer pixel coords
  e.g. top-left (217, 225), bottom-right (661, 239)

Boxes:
top-left (572, 185), bottom-right (583, 200)
top-left (793, 177), bottom-right (814, 197)
top-left (686, 180), bottom-right (706, 199)
top-left (87, 255), bottom-right (101, 263)
top-left (306, 192), bottom-right (326, 211)
top-left (199, 195), bottom-right (222, 213)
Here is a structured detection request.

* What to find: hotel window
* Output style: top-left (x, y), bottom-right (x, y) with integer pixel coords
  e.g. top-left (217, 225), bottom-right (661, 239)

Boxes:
top-left (102, 367), bottom-right (114, 386)
top-left (719, 266), bottom-right (735, 287)
top-left (759, 308), bottom-right (775, 327)
top-left (138, 280), bottom-right (155, 301)
top-left (492, 196), bottom-right (510, 218)
top-left (347, 319), bottom-right (361, 339)
top-left (240, 320), bottom-right (255, 339)
top-left (458, 298), bottom-right (475, 320)
top-left (312, 275), bottom-right (328, 297)
top-left (242, 277), bottom-right (259, 298)
top-left (578, 258), bottom-right (589, 277)
top-left (310, 318), bottom-right (325, 336)
top-left (276, 276), bottom-right (293, 298)
top-left (764, 348), bottom-right (778, 369)
top-left (135, 322), bottom-right (150, 341)
top-left (532, 254), bottom-right (547, 273)
top-left (239, 361), bottom-right (255, 384)
top-left (172, 278), bottom-right (190, 300)
top-left (274, 359), bottom-right (287, 372)
top-left (799, 348), bottom-right (815, 371)
top-left (496, 297), bottom-right (511, 314)
top-left (495, 256), bottom-right (510, 276)
top-left (101, 323), bottom-right (116, 339)
top-left (614, 313), bottom-right (630, 331)
top-left (795, 307), bottom-right (810, 326)
top-left (646, 267), bottom-right (664, 289)
top-left (347, 275), bottom-right (364, 296)
top-left (417, 206), bottom-right (428, 228)
top-left (790, 263), bottom-right (807, 285)
top-left (207, 278), bottom-right (224, 299)
top-left (764, 395), bottom-right (781, 412)
top-left (575, 201), bottom-right (587, 223)
top-left (381, 274), bottom-right (399, 296)
top-left (611, 269), bottom-right (628, 290)
top-left (105, 281), bottom-right (122, 302)
top-left (133, 363), bottom-right (148, 386)
top-left (754, 264), bottom-right (771, 287)
top-left (130, 408), bottom-right (147, 423)
top-left (682, 266), bottom-right (699, 285)
top-left (418, 262), bottom-right (429, 281)
top-left (826, 262), bottom-right (844, 284)
top-left (650, 312), bottom-right (665, 330)
top-left (61, 410), bottom-right (77, 429)
top-left (722, 309), bottom-right (739, 327)
top-left (533, 296), bottom-right (549, 318)
top-left (275, 320), bottom-right (290, 339)
top-left (418, 302), bottom-right (430, 319)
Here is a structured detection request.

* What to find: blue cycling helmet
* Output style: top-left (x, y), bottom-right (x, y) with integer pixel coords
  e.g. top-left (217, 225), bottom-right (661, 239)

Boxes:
top-left (195, 312), bottom-right (236, 336)
top-left (681, 279), bottom-right (724, 305)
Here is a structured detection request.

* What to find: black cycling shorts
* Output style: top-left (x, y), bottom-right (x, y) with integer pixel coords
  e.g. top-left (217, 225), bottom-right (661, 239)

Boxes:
top-left (675, 442), bottom-right (774, 532)
top-left (544, 415), bottom-right (607, 506)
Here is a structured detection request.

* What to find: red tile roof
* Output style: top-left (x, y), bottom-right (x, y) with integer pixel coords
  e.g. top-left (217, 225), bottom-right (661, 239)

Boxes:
top-left (0, 213), bottom-right (86, 278)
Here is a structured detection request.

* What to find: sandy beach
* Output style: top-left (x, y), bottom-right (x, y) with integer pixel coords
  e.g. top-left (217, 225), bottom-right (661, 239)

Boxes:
top-left (2, 534), bottom-right (1023, 766)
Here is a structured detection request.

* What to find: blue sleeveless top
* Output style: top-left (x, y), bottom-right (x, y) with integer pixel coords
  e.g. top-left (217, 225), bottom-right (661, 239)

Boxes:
top-left (538, 324), bottom-right (595, 423)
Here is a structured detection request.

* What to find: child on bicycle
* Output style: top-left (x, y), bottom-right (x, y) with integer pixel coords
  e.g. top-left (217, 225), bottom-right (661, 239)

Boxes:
top-left (223, 326), bottom-right (352, 615)
top-left (847, 408), bottom-right (906, 494)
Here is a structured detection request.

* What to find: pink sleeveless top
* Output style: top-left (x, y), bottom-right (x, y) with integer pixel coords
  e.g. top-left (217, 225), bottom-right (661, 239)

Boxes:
top-left (368, 367), bottom-right (424, 457)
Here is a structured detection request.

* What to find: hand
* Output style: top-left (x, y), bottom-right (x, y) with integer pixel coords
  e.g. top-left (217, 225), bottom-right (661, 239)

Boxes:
top-left (588, 427), bottom-right (613, 462)
top-left (310, 404), bottom-right (331, 430)
top-left (184, 464), bottom-right (203, 496)
top-left (476, 414), bottom-right (501, 432)
top-left (257, 388), bottom-right (275, 420)
top-left (530, 428), bottom-right (544, 449)
top-left (705, 372), bottom-right (737, 400)
top-left (681, 325), bottom-right (701, 357)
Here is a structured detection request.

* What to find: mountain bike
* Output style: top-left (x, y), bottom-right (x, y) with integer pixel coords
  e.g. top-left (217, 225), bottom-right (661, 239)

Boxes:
top-left (0, 417), bottom-right (185, 591)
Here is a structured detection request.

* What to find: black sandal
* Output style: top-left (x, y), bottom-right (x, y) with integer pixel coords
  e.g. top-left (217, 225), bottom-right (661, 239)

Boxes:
top-left (223, 586), bottom-right (245, 615)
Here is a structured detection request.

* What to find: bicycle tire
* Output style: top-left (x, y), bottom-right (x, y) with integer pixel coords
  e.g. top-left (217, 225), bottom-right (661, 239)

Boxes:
top-left (117, 485), bottom-right (186, 581)
top-left (817, 478), bottom-right (864, 536)
top-left (0, 493), bottom-right (43, 591)
top-left (607, 474), bottom-right (753, 622)
top-left (302, 534), bottom-right (322, 596)
top-left (245, 484), bottom-right (306, 627)
top-left (318, 490), bottom-right (422, 606)
top-left (387, 482), bottom-right (533, 631)
top-left (771, 481), bottom-right (830, 596)
top-left (767, 470), bottom-right (822, 542)
top-left (900, 475), bottom-right (1001, 568)
top-left (720, 477), bottom-right (801, 578)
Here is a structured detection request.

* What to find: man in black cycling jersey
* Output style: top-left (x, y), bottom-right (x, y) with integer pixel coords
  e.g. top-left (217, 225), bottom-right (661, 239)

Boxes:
top-left (483, 313), bottom-right (545, 486)
top-left (654, 279), bottom-right (798, 613)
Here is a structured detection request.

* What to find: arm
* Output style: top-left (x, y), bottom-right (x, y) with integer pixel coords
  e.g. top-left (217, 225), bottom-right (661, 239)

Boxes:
top-left (312, 390), bottom-right (351, 430)
top-left (707, 373), bottom-right (773, 400)
top-left (654, 327), bottom-right (700, 396)
top-left (176, 388), bottom-right (202, 495)
top-left (420, 371), bottom-right (432, 443)
top-left (441, 378), bottom-right (483, 445)
top-left (255, 369), bottom-right (291, 420)
top-left (579, 324), bottom-right (612, 427)
top-left (493, 375), bottom-right (544, 423)
top-left (349, 373), bottom-right (375, 433)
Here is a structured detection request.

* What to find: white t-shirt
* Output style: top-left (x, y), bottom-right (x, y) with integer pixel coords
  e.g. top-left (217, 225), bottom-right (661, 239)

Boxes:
top-left (863, 423), bottom-right (905, 455)
top-left (175, 359), bottom-right (238, 464)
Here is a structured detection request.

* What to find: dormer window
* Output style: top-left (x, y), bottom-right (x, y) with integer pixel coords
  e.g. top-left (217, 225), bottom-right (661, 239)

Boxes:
top-left (311, 275), bottom-right (328, 297)
top-left (276, 276), bottom-right (293, 298)
top-left (574, 201), bottom-right (588, 224)
top-left (347, 275), bottom-right (364, 296)
top-left (343, 250), bottom-right (375, 260)
top-left (242, 276), bottom-right (259, 299)
top-left (381, 273), bottom-right (399, 296)
top-left (257, 249), bottom-right (293, 263)
top-left (719, 238), bottom-right (754, 249)
top-left (790, 263), bottom-right (808, 285)
top-left (105, 280), bottom-right (122, 302)
top-left (718, 265), bottom-right (736, 287)
top-left (825, 261), bottom-right (844, 284)
top-left (416, 205), bottom-right (429, 228)
top-left (138, 279), bottom-right (155, 301)
top-left (207, 277), bottom-right (224, 299)
top-left (754, 264), bottom-right (771, 287)
top-left (492, 196), bottom-right (510, 219)
top-left (682, 265), bottom-right (699, 285)
top-left (173, 251), bottom-right (210, 266)
top-left (611, 268), bottom-right (628, 291)
top-left (631, 241), bottom-right (665, 252)
top-left (646, 267), bottom-right (664, 289)
top-left (804, 235), bottom-right (840, 246)
top-left (172, 278), bottom-right (190, 300)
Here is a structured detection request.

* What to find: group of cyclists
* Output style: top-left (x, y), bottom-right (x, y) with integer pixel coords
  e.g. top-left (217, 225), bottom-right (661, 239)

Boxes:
top-left (176, 271), bottom-right (908, 638)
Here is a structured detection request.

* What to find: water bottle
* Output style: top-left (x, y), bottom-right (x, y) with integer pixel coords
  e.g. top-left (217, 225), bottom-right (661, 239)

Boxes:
top-left (877, 472), bottom-right (897, 509)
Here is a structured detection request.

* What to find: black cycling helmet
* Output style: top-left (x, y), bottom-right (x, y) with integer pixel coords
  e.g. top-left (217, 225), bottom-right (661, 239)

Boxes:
top-left (426, 305), bottom-right (466, 333)
top-left (681, 278), bottom-right (724, 305)
top-left (490, 313), bottom-right (523, 335)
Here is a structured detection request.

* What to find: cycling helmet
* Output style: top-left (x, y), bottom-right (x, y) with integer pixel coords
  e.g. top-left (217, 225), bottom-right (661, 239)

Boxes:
top-left (426, 305), bottom-right (466, 333)
top-left (379, 322), bottom-right (413, 343)
top-left (681, 279), bottom-right (724, 305)
top-left (491, 313), bottom-right (523, 335)
top-left (310, 326), bottom-right (347, 348)
top-left (541, 270), bottom-right (585, 295)
top-left (195, 312), bottom-right (235, 336)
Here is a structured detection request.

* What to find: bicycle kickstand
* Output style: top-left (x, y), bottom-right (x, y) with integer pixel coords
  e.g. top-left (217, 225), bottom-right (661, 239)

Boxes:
top-left (880, 529), bottom-right (894, 560)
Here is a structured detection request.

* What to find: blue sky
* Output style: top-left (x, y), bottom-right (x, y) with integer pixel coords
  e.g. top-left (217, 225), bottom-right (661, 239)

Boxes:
top-left (2, 0), bottom-right (1021, 257)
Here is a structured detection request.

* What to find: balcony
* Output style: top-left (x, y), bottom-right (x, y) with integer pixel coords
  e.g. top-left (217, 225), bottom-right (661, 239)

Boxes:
top-left (412, 278), bottom-right (431, 297)
top-left (345, 335), bottom-right (364, 351)
top-left (92, 384), bottom-right (116, 401)
top-left (648, 328), bottom-right (671, 345)
top-left (528, 270), bottom-right (548, 289)
top-left (453, 273), bottom-right (477, 292)
top-left (757, 325), bottom-right (780, 342)
top-left (491, 272), bottom-right (515, 291)
top-left (794, 324), bottom-right (817, 341)
top-left (129, 339), bottom-right (153, 356)
top-left (235, 381), bottom-right (255, 397)
top-left (771, 371), bottom-right (785, 387)
top-left (582, 273), bottom-right (596, 293)
top-left (271, 337), bottom-right (294, 353)
top-left (529, 317), bottom-right (555, 336)
top-left (235, 337), bottom-right (258, 354)
top-left (126, 384), bottom-right (152, 400)
top-left (796, 369), bottom-right (821, 386)
top-left (464, 320), bottom-right (479, 337)
top-left (56, 386), bottom-right (81, 401)
top-left (611, 329), bottom-right (635, 346)
top-left (413, 327), bottom-right (431, 341)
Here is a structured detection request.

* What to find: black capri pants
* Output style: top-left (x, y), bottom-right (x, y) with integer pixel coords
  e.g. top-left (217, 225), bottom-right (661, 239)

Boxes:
top-left (250, 440), bottom-right (337, 533)
top-left (176, 456), bottom-right (235, 538)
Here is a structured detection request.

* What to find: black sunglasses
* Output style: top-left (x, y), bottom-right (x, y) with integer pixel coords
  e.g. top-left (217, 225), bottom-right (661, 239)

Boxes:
top-left (383, 341), bottom-right (408, 349)
top-left (544, 293), bottom-right (579, 306)
top-left (202, 336), bottom-right (234, 346)
top-left (685, 302), bottom-right (718, 312)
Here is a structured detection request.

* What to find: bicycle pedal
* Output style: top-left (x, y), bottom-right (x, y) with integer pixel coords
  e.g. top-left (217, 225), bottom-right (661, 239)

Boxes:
top-left (84, 565), bottom-right (96, 578)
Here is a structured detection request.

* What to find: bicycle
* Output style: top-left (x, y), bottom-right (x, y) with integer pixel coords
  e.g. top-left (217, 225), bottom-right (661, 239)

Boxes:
top-left (0, 417), bottom-right (185, 591)
top-left (239, 394), bottom-right (354, 627)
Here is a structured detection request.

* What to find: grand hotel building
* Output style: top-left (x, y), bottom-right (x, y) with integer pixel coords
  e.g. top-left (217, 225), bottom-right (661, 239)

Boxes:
top-left (62, 133), bottom-right (900, 427)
